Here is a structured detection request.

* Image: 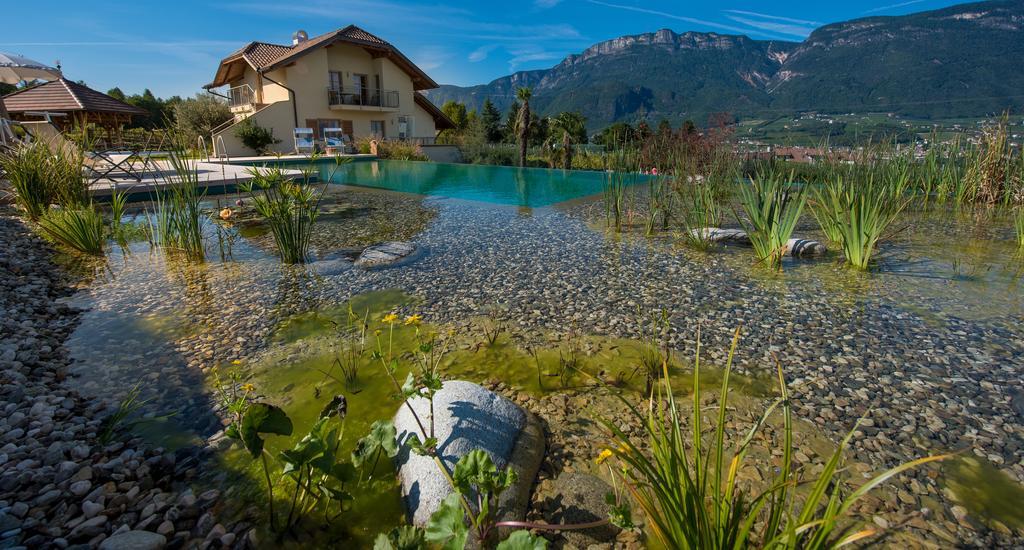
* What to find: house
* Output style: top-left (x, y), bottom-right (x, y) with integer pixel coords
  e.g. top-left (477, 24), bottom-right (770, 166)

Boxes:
top-left (205, 25), bottom-right (454, 157)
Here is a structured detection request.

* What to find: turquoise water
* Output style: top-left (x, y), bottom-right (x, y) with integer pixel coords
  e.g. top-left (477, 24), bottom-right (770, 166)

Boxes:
top-left (274, 159), bottom-right (644, 207)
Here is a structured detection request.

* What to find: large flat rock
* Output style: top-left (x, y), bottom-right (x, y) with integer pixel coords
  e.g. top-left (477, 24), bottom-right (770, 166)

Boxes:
top-left (393, 380), bottom-right (544, 526)
top-left (354, 241), bottom-right (416, 267)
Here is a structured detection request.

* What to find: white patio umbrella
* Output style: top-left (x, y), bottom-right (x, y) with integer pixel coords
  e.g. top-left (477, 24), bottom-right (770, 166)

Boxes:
top-left (0, 52), bottom-right (61, 143)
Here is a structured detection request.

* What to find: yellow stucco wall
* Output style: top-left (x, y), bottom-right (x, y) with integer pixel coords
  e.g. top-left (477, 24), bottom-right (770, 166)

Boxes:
top-left (213, 40), bottom-right (439, 157)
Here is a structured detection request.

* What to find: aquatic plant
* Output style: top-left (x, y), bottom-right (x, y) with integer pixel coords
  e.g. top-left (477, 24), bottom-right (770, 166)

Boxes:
top-left (637, 308), bottom-right (670, 395)
top-left (1015, 207), bottom-right (1024, 249)
top-left (1, 140), bottom-right (56, 220)
top-left (479, 305), bottom-right (507, 347)
top-left (736, 168), bottom-right (806, 269)
top-left (324, 304), bottom-right (369, 390)
top-left (225, 394), bottom-right (356, 535)
top-left (37, 205), bottom-right (107, 256)
top-left (242, 156), bottom-right (348, 263)
top-left (596, 328), bottom-right (950, 549)
top-left (603, 150), bottom-right (639, 232)
top-left (97, 382), bottom-right (155, 444)
top-left (812, 171), bottom-right (910, 270)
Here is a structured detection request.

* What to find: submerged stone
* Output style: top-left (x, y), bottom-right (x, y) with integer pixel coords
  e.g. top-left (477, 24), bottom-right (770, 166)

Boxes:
top-left (98, 530), bottom-right (167, 550)
top-left (354, 241), bottom-right (416, 267)
top-left (783, 238), bottom-right (827, 257)
top-left (393, 380), bottom-right (544, 526)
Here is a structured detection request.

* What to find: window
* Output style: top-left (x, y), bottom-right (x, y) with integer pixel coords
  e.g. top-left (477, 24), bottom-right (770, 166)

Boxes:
top-left (328, 71), bottom-right (342, 91)
top-left (370, 120), bottom-right (386, 138)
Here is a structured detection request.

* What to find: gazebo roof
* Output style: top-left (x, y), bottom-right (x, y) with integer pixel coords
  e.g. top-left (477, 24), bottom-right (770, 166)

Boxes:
top-left (1, 78), bottom-right (147, 117)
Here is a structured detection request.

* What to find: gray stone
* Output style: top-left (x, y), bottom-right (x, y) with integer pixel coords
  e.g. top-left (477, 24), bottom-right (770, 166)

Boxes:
top-left (541, 473), bottom-right (621, 547)
top-left (393, 380), bottom-right (543, 526)
top-left (689, 227), bottom-right (750, 245)
top-left (98, 530), bottom-right (166, 550)
top-left (783, 238), bottom-right (827, 257)
top-left (354, 241), bottom-right (416, 267)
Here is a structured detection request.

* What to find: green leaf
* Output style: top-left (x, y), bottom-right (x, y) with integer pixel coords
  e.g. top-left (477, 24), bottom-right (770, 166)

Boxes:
top-left (374, 526), bottom-right (426, 550)
top-left (353, 420), bottom-right (399, 468)
top-left (452, 449), bottom-right (516, 497)
top-left (240, 402), bottom-right (293, 458)
top-left (409, 435), bottom-right (438, 456)
top-left (401, 372), bottom-right (419, 398)
top-left (320, 394), bottom-right (348, 419)
top-left (424, 493), bottom-right (468, 550)
top-left (495, 530), bottom-right (548, 550)
top-left (224, 423), bottom-right (240, 441)
top-left (605, 492), bottom-right (634, 529)
top-left (331, 461), bottom-right (358, 483)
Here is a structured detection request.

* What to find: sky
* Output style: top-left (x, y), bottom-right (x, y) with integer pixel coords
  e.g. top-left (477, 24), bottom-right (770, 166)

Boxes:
top-left (1, 0), bottom-right (968, 99)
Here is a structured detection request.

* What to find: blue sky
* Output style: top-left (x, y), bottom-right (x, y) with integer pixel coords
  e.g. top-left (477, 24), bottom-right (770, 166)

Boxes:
top-left (2, 0), bottom-right (965, 98)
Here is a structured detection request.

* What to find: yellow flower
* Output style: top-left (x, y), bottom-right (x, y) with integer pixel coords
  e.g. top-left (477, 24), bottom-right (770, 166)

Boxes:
top-left (219, 208), bottom-right (233, 220)
top-left (241, 383), bottom-right (256, 393)
top-left (617, 443), bottom-right (630, 454)
top-left (404, 314), bottom-right (423, 326)
top-left (231, 359), bottom-right (242, 365)
top-left (382, 313), bottom-right (399, 324)
top-left (595, 449), bottom-right (614, 465)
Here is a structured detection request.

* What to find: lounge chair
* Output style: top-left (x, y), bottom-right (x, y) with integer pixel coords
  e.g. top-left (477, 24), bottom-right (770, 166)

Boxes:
top-left (323, 127), bottom-right (347, 154)
top-left (294, 128), bottom-right (315, 155)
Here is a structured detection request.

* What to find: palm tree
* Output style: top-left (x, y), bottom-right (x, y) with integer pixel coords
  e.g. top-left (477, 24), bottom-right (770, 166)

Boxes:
top-left (516, 87), bottom-right (532, 167)
top-left (549, 112), bottom-right (587, 170)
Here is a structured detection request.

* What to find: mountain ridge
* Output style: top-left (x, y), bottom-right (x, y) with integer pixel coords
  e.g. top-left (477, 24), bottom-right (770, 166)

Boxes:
top-left (423, 0), bottom-right (1024, 130)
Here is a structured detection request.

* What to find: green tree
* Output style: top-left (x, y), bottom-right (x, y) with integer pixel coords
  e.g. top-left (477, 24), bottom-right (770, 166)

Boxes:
top-left (595, 122), bottom-right (636, 149)
top-left (106, 87), bottom-right (126, 101)
top-left (515, 88), bottom-right (532, 167)
top-left (173, 93), bottom-right (232, 151)
top-left (503, 100), bottom-right (520, 143)
top-left (480, 99), bottom-right (502, 143)
top-left (549, 112), bottom-right (587, 169)
top-left (438, 100), bottom-right (468, 144)
top-left (657, 118), bottom-right (672, 137)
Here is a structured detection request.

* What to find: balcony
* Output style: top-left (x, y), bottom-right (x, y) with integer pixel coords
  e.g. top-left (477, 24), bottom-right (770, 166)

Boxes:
top-left (327, 86), bottom-right (399, 111)
top-left (227, 84), bottom-right (256, 112)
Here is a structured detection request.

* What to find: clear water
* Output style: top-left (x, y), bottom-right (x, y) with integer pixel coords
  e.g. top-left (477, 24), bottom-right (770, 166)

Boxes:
top-left (264, 159), bottom-right (644, 207)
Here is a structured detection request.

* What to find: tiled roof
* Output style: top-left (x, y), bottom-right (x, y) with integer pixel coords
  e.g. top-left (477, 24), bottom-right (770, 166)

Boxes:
top-left (414, 92), bottom-right (455, 130)
top-left (2, 79), bottom-right (147, 116)
top-left (207, 25), bottom-right (437, 90)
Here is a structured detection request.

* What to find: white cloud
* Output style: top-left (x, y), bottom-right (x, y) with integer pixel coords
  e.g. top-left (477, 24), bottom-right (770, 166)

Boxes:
top-left (864, 0), bottom-right (926, 14)
top-left (534, 0), bottom-right (564, 7)
top-left (723, 10), bottom-right (821, 26)
top-left (724, 15), bottom-right (816, 38)
top-left (468, 44), bottom-right (498, 62)
top-left (585, 0), bottom-right (781, 37)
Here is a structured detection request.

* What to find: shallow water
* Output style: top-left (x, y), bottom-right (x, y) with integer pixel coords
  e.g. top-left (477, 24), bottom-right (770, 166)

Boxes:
top-left (61, 182), bottom-right (1024, 544)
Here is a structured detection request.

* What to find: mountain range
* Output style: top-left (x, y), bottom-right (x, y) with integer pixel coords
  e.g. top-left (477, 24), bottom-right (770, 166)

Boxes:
top-left (423, 0), bottom-right (1024, 131)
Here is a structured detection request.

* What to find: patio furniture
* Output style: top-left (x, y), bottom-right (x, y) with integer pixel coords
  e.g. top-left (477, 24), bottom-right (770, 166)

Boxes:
top-left (323, 127), bottom-right (347, 154)
top-left (294, 128), bottom-right (315, 155)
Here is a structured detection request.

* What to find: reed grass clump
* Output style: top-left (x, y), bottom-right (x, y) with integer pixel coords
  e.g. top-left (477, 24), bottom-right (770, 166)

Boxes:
top-left (811, 166), bottom-right (911, 270)
top-left (1015, 207), bottom-right (1024, 248)
top-left (603, 150), bottom-right (639, 232)
top-left (37, 205), bottom-right (107, 256)
top-left (737, 168), bottom-right (806, 269)
top-left (242, 157), bottom-right (347, 263)
top-left (597, 329), bottom-right (949, 550)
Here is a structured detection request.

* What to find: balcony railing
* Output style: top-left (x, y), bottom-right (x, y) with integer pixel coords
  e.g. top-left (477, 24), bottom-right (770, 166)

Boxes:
top-left (227, 85), bottom-right (255, 108)
top-left (327, 86), bottom-right (399, 109)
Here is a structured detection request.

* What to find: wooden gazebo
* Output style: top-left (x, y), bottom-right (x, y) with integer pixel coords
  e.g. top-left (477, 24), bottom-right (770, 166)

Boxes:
top-left (1, 78), bottom-right (146, 136)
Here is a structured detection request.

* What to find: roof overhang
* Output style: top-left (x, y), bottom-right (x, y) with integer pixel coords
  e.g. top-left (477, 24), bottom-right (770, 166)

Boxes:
top-left (414, 93), bottom-right (454, 130)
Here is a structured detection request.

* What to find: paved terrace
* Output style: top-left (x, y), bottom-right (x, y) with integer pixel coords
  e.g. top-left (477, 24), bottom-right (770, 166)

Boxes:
top-left (87, 160), bottom-right (306, 199)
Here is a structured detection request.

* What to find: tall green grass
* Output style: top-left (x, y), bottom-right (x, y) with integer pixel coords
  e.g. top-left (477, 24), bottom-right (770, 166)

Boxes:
top-left (736, 168), bottom-right (806, 269)
top-left (598, 328), bottom-right (949, 549)
top-left (242, 156), bottom-right (345, 263)
top-left (604, 150), bottom-right (638, 233)
top-left (147, 133), bottom-right (206, 259)
top-left (1, 141), bottom-right (56, 220)
top-left (812, 167), bottom-right (910, 270)
top-left (37, 205), bottom-right (106, 256)
top-left (1015, 207), bottom-right (1024, 249)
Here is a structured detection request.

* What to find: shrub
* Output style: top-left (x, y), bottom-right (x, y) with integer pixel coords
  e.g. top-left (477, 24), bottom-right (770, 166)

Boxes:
top-left (234, 119), bottom-right (280, 155)
top-left (174, 94), bottom-right (232, 151)
top-left (0, 140), bottom-right (52, 219)
top-left (37, 205), bottom-right (106, 255)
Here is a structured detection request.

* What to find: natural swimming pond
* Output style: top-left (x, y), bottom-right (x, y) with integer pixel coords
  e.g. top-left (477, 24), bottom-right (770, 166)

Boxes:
top-left (58, 177), bottom-right (1024, 547)
top-left (243, 158), bottom-right (645, 207)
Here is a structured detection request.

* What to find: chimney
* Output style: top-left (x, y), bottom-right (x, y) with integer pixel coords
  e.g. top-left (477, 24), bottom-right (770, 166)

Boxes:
top-left (292, 30), bottom-right (308, 46)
